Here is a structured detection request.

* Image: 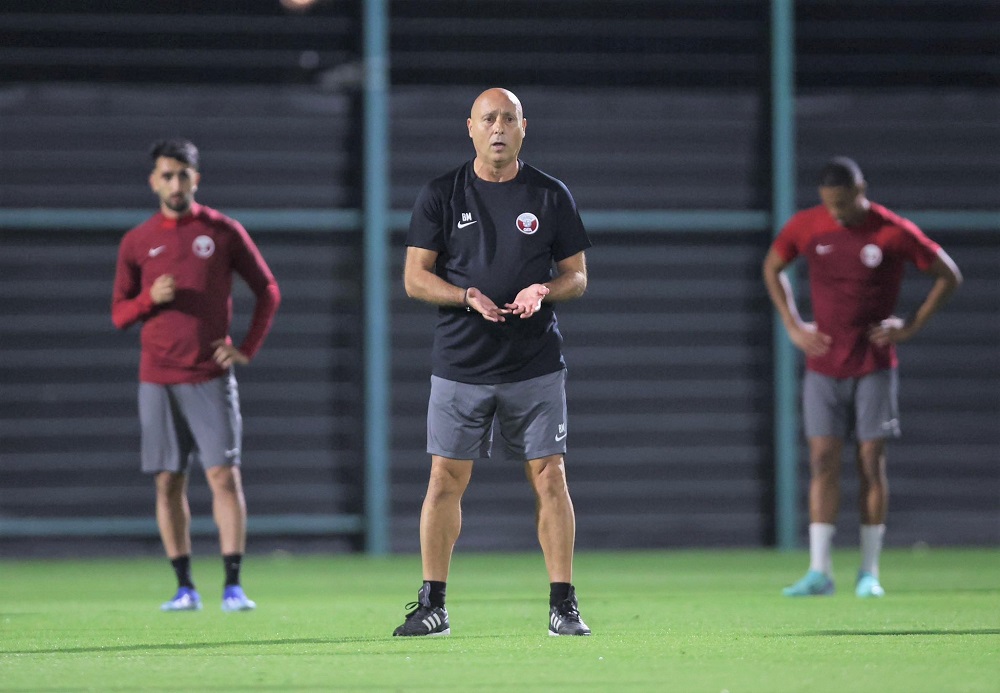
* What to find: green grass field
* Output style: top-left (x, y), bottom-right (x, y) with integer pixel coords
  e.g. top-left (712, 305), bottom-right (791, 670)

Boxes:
top-left (2, 548), bottom-right (997, 692)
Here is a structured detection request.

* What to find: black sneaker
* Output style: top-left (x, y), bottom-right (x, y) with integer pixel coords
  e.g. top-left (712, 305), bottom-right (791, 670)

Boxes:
top-left (392, 583), bottom-right (450, 637)
top-left (548, 586), bottom-right (591, 636)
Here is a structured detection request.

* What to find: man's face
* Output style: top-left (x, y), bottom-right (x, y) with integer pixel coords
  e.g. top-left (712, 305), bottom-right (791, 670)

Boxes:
top-left (149, 156), bottom-right (199, 217)
top-left (818, 183), bottom-right (867, 227)
top-left (467, 90), bottom-right (526, 169)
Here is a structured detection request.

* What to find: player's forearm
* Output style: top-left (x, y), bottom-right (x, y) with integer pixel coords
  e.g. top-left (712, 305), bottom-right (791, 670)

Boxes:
top-left (762, 250), bottom-right (805, 333)
top-left (404, 268), bottom-right (466, 307)
top-left (239, 282), bottom-right (281, 360)
top-left (905, 253), bottom-right (962, 335)
top-left (906, 276), bottom-right (959, 334)
top-left (111, 292), bottom-right (155, 330)
top-left (543, 252), bottom-right (587, 303)
top-left (763, 269), bottom-right (803, 333)
top-left (543, 269), bottom-right (587, 303)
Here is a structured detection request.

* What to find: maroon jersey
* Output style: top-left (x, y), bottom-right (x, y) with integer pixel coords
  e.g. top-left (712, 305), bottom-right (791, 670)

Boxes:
top-left (772, 202), bottom-right (940, 379)
top-left (112, 203), bottom-right (280, 384)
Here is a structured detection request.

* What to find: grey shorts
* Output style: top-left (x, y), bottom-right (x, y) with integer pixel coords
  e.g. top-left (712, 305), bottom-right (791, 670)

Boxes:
top-left (138, 371), bottom-right (243, 474)
top-left (427, 370), bottom-right (568, 461)
top-left (802, 368), bottom-right (900, 442)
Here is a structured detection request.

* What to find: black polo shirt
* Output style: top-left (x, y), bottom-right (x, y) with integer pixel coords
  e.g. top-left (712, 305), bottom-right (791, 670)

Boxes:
top-left (406, 160), bottom-right (592, 384)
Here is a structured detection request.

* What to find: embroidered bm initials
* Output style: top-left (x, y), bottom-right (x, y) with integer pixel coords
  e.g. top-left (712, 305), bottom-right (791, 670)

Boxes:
top-left (461, 212), bottom-right (473, 222)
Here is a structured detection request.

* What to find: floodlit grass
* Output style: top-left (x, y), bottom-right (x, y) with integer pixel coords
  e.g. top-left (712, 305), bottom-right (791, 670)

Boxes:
top-left (2, 548), bottom-right (997, 692)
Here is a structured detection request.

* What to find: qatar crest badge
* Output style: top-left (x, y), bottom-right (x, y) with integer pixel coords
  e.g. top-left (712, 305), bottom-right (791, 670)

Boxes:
top-left (516, 212), bottom-right (539, 235)
top-left (860, 243), bottom-right (883, 268)
top-left (193, 235), bottom-right (216, 259)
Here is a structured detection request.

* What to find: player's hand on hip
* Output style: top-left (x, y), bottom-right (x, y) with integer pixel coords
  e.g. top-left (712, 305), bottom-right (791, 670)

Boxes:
top-left (506, 284), bottom-right (550, 319)
top-left (790, 321), bottom-right (832, 357)
top-left (868, 316), bottom-right (911, 346)
top-left (211, 339), bottom-right (250, 368)
top-left (150, 274), bottom-right (176, 305)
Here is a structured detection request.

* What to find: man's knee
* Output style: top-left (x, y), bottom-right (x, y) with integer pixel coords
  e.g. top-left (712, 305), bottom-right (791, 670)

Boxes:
top-left (528, 455), bottom-right (569, 498)
top-left (206, 464), bottom-right (241, 496)
top-left (427, 457), bottom-right (472, 499)
top-left (856, 442), bottom-right (887, 482)
top-left (155, 471), bottom-right (186, 499)
top-left (808, 437), bottom-right (842, 478)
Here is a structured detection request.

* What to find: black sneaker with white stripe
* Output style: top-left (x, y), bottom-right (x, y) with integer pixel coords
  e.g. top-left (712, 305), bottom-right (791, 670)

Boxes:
top-left (549, 586), bottom-right (591, 636)
top-left (392, 583), bottom-right (450, 637)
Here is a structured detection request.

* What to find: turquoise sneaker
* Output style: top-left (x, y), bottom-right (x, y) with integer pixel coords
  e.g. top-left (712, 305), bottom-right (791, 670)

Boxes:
top-left (161, 587), bottom-right (202, 612)
top-left (855, 572), bottom-right (885, 598)
top-left (782, 570), bottom-right (835, 596)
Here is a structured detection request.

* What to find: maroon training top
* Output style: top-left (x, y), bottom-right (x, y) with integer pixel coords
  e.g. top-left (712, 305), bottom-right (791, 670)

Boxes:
top-left (112, 202), bottom-right (280, 384)
top-left (771, 201), bottom-right (940, 379)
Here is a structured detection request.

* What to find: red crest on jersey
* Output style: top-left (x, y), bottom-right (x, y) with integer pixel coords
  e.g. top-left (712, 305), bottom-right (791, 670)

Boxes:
top-left (860, 243), bottom-right (883, 268)
top-left (516, 213), bottom-right (539, 235)
top-left (193, 235), bottom-right (215, 259)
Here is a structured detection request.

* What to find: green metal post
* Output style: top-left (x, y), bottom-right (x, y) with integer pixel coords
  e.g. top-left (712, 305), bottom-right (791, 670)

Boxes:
top-left (771, 0), bottom-right (799, 550)
top-left (362, 0), bottom-right (390, 555)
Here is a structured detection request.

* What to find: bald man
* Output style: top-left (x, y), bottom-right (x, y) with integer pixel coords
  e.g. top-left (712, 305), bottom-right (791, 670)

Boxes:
top-left (394, 88), bottom-right (592, 636)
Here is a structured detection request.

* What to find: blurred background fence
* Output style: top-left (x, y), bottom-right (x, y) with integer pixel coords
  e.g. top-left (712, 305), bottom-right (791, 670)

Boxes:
top-left (1, 0), bottom-right (997, 556)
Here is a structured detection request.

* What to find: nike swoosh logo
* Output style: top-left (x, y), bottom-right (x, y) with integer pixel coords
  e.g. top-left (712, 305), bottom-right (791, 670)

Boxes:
top-left (554, 432), bottom-right (567, 442)
top-left (457, 220), bottom-right (478, 228)
top-left (149, 245), bottom-right (166, 257)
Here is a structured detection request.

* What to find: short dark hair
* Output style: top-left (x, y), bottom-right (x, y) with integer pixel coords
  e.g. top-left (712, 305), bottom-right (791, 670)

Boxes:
top-left (818, 156), bottom-right (864, 187)
top-left (149, 138), bottom-right (199, 170)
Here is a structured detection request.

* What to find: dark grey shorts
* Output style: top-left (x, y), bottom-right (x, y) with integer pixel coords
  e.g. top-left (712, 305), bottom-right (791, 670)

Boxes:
top-left (138, 371), bottom-right (243, 474)
top-left (427, 369), bottom-right (568, 461)
top-left (802, 368), bottom-right (900, 441)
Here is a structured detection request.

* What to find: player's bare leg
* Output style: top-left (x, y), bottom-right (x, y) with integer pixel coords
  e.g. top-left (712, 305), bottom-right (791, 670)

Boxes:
top-left (526, 454), bottom-right (575, 583)
top-left (155, 471), bottom-right (191, 558)
top-left (393, 456), bottom-right (470, 636)
top-left (155, 471), bottom-right (202, 610)
top-left (856, 439), bottom-right (888, 525)
top-left (784, 437), bottom-right (842, 596)
top-left (420, 456), bottom-right (473, 581)
top-left (527, 454), bottom-right (590, 635)
top-left (205, 464), bottom-right (255, 611)
top-left (855, 439), bottom-right (888, 597)
top-left (808, 436), bottom-right (843, 524)
top-left (205, 464), bottom-right (247, 555)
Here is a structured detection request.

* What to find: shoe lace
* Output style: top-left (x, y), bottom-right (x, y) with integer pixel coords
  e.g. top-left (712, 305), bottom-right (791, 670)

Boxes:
top-left (403, 600), bottom-right (434, 619)
top-left (555, 598), bottom-right (581, 622)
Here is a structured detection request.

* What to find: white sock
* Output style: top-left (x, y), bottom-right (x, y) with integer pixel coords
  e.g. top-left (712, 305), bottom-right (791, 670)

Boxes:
top-left (860, 524), bottom-right (886, 577)
top-left (808, 523), bottom-right (836, 576)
